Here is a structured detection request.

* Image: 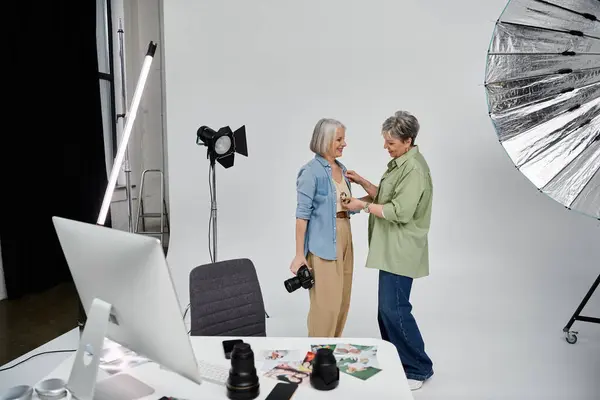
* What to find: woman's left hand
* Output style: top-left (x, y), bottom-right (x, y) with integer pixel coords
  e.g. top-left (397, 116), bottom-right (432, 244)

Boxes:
top-left (342, 197), bottom-right (365, 212)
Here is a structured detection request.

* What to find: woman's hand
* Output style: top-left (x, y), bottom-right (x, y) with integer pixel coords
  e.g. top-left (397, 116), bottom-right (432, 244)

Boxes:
top-left (345, 170), bottom-right (364, 185)
top-left (346, 170), bottom-right (379, 199)
top-left (290, 254), bottom-right (309, 275)
top-left (342, 197), bottom-right (366, 212)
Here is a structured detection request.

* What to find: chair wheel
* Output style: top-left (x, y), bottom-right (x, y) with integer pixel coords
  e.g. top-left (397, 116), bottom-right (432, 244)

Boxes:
top-left (565, 331), bottom-right (578, 344)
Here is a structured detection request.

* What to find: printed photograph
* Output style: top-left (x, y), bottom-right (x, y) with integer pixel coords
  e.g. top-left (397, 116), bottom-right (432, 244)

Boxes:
top-left (259, 349), bottom-right (305, 362)
top-left (262, 361), bottom-right (311, 385)
top-left (299, 351), bottom-right (315, 372)
top-left (334, 344), bottom-right (376, 357)
top-left (333, 344), bottom-right (361, 356)
top-left (337, 357), bottom-right (382, 381)
top-left (310, 344), bottom-right (338, 353)
top-left (261, 350), bottom-right (290, 360)
top-left (334, 343), bottom-right (379, 368)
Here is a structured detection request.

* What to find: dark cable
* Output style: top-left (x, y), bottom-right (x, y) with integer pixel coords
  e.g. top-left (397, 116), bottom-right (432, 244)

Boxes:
top-left (0, 349), bottom-right (76, 372)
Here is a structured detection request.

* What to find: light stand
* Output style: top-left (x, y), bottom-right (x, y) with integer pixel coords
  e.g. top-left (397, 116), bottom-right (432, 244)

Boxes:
top-left (194, 125), bottom-right (269, 319)
top-left (196, 125), bottom-right (248, 263)
top-left (68, 41), bottom-right (157, 400)
top-left (116, 18), bottom-right (135, 233)
top-left (563, 274), bottom-right (600, 344)
top-left (210, 160), bottom-right (217, 261)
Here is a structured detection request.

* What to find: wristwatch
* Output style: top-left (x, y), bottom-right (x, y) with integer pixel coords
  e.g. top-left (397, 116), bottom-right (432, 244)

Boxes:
top-left (363, 202), bottom-right (371, 213)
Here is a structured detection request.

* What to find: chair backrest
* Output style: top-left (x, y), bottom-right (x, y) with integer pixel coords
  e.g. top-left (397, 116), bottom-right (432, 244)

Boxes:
top-left (189, 258), bottom-right (266, 337)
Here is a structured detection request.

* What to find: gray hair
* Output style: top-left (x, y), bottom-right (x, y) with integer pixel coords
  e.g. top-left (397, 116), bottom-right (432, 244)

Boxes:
top-left (309, 118), bottom-right (346, 156)
top-left (382, 111), bottom-right (420, 145)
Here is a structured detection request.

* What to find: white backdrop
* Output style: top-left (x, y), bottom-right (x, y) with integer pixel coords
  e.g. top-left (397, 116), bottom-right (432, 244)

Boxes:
top-left (162, 1), bottom-right (600, 395)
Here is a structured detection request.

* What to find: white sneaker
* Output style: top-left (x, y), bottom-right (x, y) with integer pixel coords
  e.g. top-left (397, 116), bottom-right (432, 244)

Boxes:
top-left (407, 379), bottom-right (423, 391)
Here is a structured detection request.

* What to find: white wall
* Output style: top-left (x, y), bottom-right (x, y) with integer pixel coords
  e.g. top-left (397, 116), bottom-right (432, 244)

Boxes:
top-left (162, 0), bottom-right (600, 333)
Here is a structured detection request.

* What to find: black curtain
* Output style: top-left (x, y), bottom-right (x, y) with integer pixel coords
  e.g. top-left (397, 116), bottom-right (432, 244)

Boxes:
top-left (2, 1), bottom-right (110, 299)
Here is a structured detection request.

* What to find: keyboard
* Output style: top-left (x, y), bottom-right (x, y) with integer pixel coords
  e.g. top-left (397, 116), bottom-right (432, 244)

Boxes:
top-left (197, 360), bottom-right (230, 386)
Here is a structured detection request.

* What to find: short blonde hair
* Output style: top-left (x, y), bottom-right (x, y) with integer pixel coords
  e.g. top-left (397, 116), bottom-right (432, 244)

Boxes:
top-left (309, 118), bottom-right (345, 156)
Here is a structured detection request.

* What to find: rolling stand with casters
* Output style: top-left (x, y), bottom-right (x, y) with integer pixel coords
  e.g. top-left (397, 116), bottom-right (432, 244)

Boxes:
top-left (563, 273), bottom-right (600, 344)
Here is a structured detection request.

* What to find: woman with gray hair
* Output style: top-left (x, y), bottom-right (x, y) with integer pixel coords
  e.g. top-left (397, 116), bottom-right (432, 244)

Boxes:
top-left (291, 118), bottom-right (355, 338)
top-left (342, 111), bottom-right (434, 390)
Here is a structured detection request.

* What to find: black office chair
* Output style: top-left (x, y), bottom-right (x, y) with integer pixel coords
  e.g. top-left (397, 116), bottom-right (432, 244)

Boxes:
top-left (189, 258), bottom-right (267, 337)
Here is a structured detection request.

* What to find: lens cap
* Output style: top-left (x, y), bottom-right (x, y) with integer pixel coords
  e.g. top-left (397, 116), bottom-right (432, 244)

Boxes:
top-left (310, 348), bottom-right (340, 391)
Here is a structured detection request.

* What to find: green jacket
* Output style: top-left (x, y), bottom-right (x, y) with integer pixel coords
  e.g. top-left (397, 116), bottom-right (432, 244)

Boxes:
top-left (366, 146), bottom-right (433, 278)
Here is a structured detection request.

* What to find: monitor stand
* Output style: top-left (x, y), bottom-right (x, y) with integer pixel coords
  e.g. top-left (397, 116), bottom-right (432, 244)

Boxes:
top-left (66, 298), bottom-right (155, 400)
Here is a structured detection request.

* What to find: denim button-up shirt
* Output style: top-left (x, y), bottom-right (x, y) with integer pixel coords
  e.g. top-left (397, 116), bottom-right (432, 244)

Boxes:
top-left (295, 155), bottom-right (353, 261)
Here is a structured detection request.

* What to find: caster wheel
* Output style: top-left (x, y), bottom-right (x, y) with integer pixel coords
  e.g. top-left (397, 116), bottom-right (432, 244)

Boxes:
top-left (565, 331), bottom-right (578, 344)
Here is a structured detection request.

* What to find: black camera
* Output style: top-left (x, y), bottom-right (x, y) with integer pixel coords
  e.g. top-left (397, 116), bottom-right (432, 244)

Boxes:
top-left (284, 265), bottom-right (314, 293)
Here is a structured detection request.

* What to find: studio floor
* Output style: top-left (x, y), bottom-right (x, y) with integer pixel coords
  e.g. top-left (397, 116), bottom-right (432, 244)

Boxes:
top-left (1, 282), bottom-right (599, 399)
top-left (0, 282), bottom-right (78, 366)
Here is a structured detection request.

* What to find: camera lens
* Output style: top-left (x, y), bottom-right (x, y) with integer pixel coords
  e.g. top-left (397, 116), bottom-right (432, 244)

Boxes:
top-left (226, 343), bottom-right (260, 399)
top-left (310, 348), bottom-right (339, 391)
top-left (284, 276), bottom-right (301, 293)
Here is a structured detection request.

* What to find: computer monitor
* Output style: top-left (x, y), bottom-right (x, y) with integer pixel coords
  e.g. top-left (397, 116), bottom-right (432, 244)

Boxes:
top-left (52, 216), bottom-right (202, 399)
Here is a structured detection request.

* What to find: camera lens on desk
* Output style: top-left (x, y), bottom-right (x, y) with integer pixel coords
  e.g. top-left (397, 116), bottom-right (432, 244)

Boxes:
top-left (284, 265), bottom-right (314, 293)
top-left (226, 342), bottom-right (260, 399)
top-left (310, 348), bottom-right (340, 391)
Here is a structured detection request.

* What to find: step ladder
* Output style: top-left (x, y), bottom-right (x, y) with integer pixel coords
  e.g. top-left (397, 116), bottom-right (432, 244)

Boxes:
top-left (134, 169), bottom-right (170, 245)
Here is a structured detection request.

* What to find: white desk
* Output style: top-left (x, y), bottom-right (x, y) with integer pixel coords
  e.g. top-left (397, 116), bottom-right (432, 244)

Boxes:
top-left (0, 328), bottom-right (79, 392)
top-left (5, 335), bottom-right (413, 399)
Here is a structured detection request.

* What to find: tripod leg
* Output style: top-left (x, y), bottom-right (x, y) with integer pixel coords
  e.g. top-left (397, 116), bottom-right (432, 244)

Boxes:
top-left (563, 273), bottom-right (600, 344)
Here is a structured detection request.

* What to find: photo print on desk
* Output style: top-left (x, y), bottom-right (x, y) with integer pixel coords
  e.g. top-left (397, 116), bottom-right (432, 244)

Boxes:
top-left (310, 344), bottom-right (338, 353)
top-left (262, 361), bottom-right (311, 385)
top-left (259, 349), bottom-right (304, 362)
top-left (300, 351), bottom-right (315, 372)
top-left (334, 344), bottom-right (381, 381)
top-left (337, 357), bottom-right (382, 381)
top-left (334, 344), bottom-right (379, 367)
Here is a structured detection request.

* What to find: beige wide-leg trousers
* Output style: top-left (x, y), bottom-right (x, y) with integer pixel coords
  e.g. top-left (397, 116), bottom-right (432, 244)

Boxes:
top-left (306, 217), bottom-right (354, 337)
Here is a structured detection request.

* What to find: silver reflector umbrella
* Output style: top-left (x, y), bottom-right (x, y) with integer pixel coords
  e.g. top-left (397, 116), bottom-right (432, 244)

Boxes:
top-left (485, 0), bottom-right (600, 220)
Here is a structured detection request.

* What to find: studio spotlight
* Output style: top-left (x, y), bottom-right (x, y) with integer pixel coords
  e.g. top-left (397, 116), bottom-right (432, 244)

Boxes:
top-left (193, 123), bottom-right (266, 318)
top-left (195, 123), bottom-right (249, 263)
top-left (196, 125), bottom-right (248, 169)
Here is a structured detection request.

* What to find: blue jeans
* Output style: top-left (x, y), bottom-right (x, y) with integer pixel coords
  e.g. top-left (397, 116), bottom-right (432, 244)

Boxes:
top-left (378, 270), bottom-right (434, 381)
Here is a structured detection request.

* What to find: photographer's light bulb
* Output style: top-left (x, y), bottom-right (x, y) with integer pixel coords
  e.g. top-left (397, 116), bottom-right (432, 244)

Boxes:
top-left (215, 136), bottom-right (232, 155)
